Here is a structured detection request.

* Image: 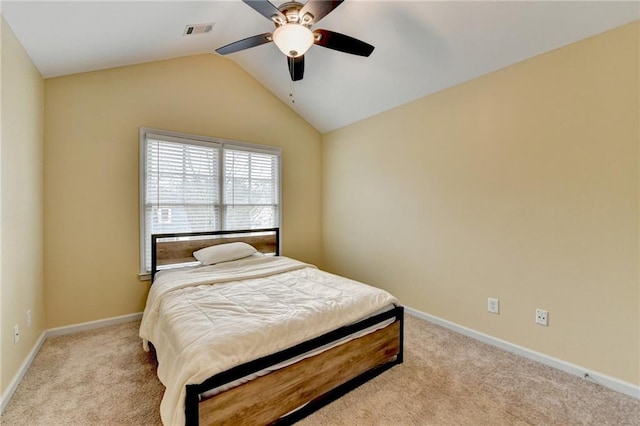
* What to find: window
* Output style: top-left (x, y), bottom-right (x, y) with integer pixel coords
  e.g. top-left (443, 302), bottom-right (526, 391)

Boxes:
top-left (139, 128), bottom-right (281, 275)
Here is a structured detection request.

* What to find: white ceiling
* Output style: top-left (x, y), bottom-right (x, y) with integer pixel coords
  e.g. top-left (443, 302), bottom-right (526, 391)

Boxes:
top-left (2, 1), bottom-right (639, 133)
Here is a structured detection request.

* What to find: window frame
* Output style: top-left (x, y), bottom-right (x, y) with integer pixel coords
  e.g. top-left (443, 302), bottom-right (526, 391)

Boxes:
top-left (139, 127), bottom-right (282, 278)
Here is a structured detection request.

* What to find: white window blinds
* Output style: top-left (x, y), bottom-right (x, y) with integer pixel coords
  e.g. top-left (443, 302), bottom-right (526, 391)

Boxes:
top-left (140, 129), bottom-right (281, 274)
top-left (224, 149), bottom-right (279, 230)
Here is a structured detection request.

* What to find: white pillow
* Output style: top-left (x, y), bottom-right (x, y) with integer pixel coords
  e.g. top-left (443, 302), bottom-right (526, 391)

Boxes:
top-left (193, 242), bottom-right (257, 265)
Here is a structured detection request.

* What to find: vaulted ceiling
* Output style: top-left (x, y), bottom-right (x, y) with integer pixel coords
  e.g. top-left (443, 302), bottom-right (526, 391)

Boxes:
top-left (3, 1), bottom-right (638, 132)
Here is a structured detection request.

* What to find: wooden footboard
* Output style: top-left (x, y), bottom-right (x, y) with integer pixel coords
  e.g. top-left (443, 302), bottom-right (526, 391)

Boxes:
top-left (186, 307), bottom-right (404, 425)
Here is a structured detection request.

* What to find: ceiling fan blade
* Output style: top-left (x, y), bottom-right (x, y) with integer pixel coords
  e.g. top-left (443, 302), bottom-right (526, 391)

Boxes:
top-left (313, 29), bottom-right (374, 57)
top-left (299, 0), bottom-right (344, 25)
top-left (242, 0), bottom-right (286, 23)
top-left (215, 33), bottom-right (273, 55)
top-left (287, 55), bottom-right (304, 81)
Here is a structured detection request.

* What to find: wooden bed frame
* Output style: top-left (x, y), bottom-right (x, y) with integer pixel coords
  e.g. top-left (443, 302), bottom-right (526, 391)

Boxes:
top-left (150, 228), bottom-right (404, 425)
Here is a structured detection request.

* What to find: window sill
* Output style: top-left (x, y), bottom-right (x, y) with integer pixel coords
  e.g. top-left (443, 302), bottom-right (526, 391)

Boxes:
top-left (139, 272), bottom-right (151, 282)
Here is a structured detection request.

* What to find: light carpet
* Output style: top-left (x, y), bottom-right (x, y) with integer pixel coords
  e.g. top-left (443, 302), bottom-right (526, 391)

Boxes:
top-left (1, 315), bottom-right (638, 425)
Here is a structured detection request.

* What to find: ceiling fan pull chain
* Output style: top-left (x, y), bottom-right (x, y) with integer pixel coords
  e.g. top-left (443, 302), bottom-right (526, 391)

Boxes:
top-left (289, 65), bottom-right (296, 104)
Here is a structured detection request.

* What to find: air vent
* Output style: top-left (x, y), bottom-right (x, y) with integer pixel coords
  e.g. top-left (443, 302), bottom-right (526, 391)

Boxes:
top-left (183, 23), bottom-right (214, 36)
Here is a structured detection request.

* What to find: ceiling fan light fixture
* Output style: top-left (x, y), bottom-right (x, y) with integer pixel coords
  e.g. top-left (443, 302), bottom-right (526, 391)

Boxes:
top-left (272, 24), bottom-right (314, 58)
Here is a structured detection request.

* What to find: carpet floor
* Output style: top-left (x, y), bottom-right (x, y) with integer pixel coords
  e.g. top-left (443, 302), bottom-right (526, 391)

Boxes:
top-left (1, 315), bottom-right (638, 425)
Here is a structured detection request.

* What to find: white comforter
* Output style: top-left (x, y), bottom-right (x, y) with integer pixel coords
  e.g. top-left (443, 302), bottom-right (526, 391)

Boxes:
top-left (139, 255), bottom-right (397, 426)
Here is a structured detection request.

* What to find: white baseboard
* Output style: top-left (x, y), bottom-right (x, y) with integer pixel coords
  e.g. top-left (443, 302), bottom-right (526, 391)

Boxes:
top-left (46, 312), bottom-right (143, 337)
top-left (1, 312), bottom-right (143, 414)
top-left (0, 332), bottom-right (46, 413)
top-left (405, 306), bottom-right (640, 399)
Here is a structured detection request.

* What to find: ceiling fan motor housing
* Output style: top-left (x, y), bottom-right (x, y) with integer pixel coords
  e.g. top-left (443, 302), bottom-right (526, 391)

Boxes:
top-left (274, 1), bottom-right (314, 26)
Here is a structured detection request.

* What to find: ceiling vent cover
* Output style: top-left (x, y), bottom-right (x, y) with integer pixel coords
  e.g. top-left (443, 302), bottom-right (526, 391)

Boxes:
top-left (184, 23), bottom-right (214, 36)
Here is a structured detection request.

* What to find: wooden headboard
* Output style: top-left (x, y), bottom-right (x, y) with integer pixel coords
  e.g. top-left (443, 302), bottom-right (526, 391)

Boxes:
top-left (151, 228), bottom-right (280, 281)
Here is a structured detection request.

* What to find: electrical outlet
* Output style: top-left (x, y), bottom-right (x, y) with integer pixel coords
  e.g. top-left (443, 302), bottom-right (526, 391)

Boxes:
top-left (13, 325), bottom-right (20, 344)
top-left (488, 298), bottom-right (499, 314)
top-left (536, 308), bottom-right (548, 326)
top-left (26, 310), bottom-right (32, 328)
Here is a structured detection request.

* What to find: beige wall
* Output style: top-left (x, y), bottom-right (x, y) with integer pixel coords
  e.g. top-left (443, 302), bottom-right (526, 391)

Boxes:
top-left (0, 17), bottom-right (46, 395)
top-left (44, 54), bottom-right (322, 328)
top-left (322, 22), bottom-right (639, 385)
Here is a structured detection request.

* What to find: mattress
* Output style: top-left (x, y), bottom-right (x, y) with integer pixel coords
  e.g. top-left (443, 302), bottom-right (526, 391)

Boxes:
top-left (139, 255), bottom-right (398, 425)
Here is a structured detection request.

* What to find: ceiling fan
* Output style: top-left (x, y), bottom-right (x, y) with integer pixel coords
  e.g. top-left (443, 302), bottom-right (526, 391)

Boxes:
top-left (215, 0), bottom-right (374, 81)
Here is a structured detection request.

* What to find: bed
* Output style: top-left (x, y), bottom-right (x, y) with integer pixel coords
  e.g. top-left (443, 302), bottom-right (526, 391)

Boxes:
top-left (140, 228), bottom-right (404, 425)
